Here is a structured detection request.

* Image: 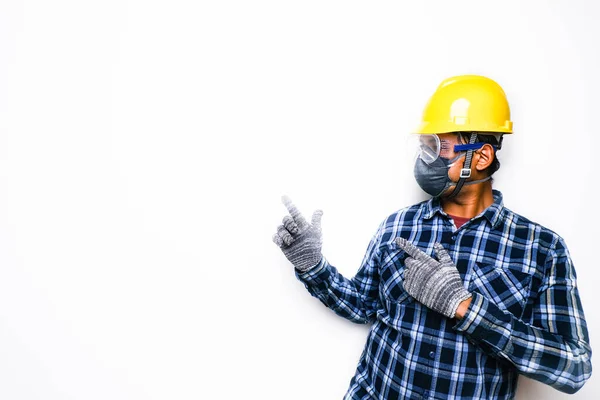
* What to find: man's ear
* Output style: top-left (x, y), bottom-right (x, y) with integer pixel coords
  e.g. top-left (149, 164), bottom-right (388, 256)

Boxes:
top-left (474, 144), bottom-right (494, 172)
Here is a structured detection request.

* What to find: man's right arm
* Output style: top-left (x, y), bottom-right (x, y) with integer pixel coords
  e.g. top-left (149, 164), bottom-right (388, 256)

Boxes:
top-left (294, 223), bottom-right (384, 325)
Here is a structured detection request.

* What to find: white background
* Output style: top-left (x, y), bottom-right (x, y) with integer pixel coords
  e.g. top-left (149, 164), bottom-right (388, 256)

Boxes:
top-left (0, 0), bottom-right (598, 399)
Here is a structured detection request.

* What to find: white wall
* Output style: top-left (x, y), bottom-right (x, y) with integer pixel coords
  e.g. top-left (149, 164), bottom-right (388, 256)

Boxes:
top-left (0, 0), bottom-right (598, 399)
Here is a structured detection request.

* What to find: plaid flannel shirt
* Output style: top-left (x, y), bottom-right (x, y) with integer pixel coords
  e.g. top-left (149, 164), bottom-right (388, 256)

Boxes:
top-left (295, 190), bottom-right (592, 399)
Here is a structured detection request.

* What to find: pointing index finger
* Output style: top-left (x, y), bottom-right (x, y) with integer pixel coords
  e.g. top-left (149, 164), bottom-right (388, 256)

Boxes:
top-left (281, 195), bottom-right (308, 228)
top-left (395, 237), bottom-right (429, 261)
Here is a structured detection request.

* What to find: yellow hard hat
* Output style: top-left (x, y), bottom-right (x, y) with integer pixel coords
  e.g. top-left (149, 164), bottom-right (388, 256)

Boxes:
top-left (414, 75), bottom-right (513, 135)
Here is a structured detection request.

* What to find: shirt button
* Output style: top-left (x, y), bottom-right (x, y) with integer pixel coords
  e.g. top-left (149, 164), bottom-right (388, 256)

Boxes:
top-left (429, 351), bottom-right (435, 359)
top-left (451, 235), bottom-right (456, 241)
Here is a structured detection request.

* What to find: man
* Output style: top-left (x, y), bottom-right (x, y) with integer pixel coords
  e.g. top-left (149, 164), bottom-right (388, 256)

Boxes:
top-left (272, 75), bottom-right (592, 399)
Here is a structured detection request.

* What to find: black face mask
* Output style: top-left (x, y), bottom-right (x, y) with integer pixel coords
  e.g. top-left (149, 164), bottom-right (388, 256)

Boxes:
top-left (413, 153), bottom-right (491, 198)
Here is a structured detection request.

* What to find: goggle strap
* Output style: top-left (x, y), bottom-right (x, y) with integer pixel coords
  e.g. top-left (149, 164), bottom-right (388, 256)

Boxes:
top-left (454, 143), bottom-right (499, 152)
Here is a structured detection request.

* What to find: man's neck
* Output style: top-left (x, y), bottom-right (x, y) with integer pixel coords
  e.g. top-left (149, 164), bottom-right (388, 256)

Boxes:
top-left (440, 181), bottom-right (495, 219)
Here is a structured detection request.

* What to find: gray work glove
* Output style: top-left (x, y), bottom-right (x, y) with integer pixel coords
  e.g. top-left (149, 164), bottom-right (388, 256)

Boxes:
top-left (395, 237), bottom-right (472, 319)
top-left (272, 195), bottom-right (324, 272)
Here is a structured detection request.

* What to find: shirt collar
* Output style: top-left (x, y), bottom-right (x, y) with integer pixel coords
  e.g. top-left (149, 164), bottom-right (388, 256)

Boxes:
top-left (422, 189), bottom-right (506, 229)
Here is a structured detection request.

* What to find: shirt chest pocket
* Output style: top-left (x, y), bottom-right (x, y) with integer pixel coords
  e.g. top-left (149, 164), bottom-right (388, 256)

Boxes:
top-left (379, 259), bottom-right (413, 305)
top-left (467, 262), bottom-right (532, 317)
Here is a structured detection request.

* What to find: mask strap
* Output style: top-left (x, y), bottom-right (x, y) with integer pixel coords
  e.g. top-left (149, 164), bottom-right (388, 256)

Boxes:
top-left (463, 176), bottom-right (492, 186)
top-left (447, 133), bottom-right (478, 198)
top-left (446, 153), bottom-right (466, 165)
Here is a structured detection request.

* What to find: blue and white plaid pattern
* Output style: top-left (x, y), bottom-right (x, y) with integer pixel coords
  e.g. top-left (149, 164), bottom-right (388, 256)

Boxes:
top-left (295, 190), bottom-right (592, 399)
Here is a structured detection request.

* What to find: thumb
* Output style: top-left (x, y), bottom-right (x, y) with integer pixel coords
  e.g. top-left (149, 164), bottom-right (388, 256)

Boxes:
top-left (433, 243), bottom-right (453, 265)
top-left (311, 209), bottom-right (324, 232)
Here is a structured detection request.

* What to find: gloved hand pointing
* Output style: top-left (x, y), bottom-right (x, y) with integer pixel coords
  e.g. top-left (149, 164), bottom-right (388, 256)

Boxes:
top-left (395, 237), bottom-right (472, 319)
top-left (273, 196), bottom-right (324, 272)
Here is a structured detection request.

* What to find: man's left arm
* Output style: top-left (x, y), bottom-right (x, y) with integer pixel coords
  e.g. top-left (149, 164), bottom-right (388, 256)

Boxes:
top-left (453, 237), bottom-right (592, 394)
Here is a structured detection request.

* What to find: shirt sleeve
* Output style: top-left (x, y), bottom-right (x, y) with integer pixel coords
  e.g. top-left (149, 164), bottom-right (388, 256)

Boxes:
top-left (453, 237), bottom-right (592, 394)
top-left (294, 221), bottom-right (384, 325)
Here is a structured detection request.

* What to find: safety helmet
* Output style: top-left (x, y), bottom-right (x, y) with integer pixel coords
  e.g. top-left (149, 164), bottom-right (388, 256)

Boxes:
top-left (414, 75), bottom-right (513, 135)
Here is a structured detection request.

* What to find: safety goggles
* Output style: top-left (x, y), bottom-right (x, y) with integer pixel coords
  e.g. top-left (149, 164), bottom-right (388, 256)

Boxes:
top-left (413, 134), bottom-right (497, 165)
